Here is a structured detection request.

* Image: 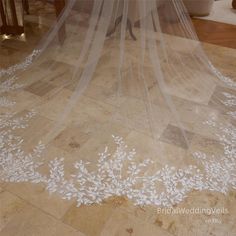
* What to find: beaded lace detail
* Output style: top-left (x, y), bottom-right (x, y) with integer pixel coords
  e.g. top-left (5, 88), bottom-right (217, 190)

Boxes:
top-left (0, 76), bottom-right (23, 107)
top-left (0, 108), bottom-right (235, 206)
top-left (221, 92), bottom-right (236, 120)
top-left (208, 61), bottom-right (236, 88)
top-left (0, 50), bottom-right (41, 78)
top-left (0, 54), bottom-right (235, 207)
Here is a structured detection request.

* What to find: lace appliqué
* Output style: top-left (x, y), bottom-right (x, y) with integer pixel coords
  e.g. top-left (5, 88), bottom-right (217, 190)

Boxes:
top-left (0, 59), bottom-right (235, 207)
top-left (208, 61), bottom-right (236, 89)
top-left (0, 50), bottom-right (41, 107)
top-left (0, 76), bottom-right (24, 107)
top-left (221, 92), bottom-right (236, 119)
top-left (0, 110), bottom-right (45, 183)
top-left (0, 50), bottom-right (41, 78)
top-left (42, 120), bottom-right (236, 206)
top-left (0, 117), bottom-right (235, 207)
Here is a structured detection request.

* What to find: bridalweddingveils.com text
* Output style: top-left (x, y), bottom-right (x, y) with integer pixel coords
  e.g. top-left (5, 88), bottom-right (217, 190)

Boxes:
top-left (157, 207), bottom-right (229, 215)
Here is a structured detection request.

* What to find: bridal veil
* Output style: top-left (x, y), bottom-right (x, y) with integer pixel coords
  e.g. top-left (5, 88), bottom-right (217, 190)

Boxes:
top-left (0, 0), bottom-right (235, 207)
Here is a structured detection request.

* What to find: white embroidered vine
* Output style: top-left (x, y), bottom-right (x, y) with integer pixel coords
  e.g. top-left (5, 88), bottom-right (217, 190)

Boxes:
top-left (0, 121), bottom-right (235, 207)
top-left (0, 76), bottom-right (24, 108)
top-left (0, 56), bottom-right (235, 207)
top-left (0, 97), bottom-right (15, 107)
top-left (0, 112), bottom-right (45, 183)
top-left (208, 61), bottom-right (236, 88)
top-left (0, 50), bottom-right (41, 78)
top-left (221, 92), bottom-right (236, 107)
top-left (0, 70), bottom-right (235, 206)
top-left (221, 92), bottom-right (236, 119)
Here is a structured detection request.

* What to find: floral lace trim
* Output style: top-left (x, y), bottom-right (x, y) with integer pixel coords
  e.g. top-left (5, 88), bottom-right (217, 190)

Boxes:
top-left (0, 76), bottom-right (24, 108)
top-left (208, 61), bottom-right (236, 89)
top-left (0, 97), bottom-right (15, 107)
top-left (0, 60), bottom-right (235, 207)
top-left (0, 50), bottom-right (41, 107)
top-left (0, 108), bottom-right (235, 207)
top-left (221, 92), bottom-right (236, 107)
top-left (0, 50), bottom-right (41, 78)
top-left (221, 92), bottom-right (236, 120)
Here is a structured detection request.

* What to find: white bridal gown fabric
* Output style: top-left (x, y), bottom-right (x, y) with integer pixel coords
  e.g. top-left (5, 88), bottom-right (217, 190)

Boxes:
top-left (0, 0), bottom-right (235, 207)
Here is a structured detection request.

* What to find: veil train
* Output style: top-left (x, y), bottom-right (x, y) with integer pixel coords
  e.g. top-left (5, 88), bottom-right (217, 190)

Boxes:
top-left (0, 0), bottom-right (235, 207)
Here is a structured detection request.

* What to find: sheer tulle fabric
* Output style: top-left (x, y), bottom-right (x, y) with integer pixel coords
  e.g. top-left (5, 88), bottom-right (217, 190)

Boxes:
top-left (0, 0), bottom-right (235, 207)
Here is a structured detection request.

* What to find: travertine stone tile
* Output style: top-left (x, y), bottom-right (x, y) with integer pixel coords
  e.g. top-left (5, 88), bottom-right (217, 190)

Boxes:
top-left (1, 39), bottom-right (29, 52)
top-left (0, 204), bottom-right (84, 236)
top-left (62, 201), bottom-right (118, 236)
top-left (161, 63), bottom-right (216, 105)
top-left (118, 131), bottom-right (165, 179)
top-left (15, 66), bottom-right (51, 86)
top-left (154, 190), bottom-right (236, 236)
top-left (25, 80), bottom-right (56, 97)
top-left (46, 62), bottom-right (75, 87)
top-left (14, 111), bottom-right (54, 148)
top-left (0, 47), bottom-right (20, 67)
top-left (117, 198), bottom-right (161, 225)
top-left (113, 97), bottom-right (170, 137)
top-left (0, 90), bottom-right (42, 114)
top-left (52, 124), bottom-right (92, 155)
top-left (189, 134), bottom-right (224, 156)
top-left (83, 83), bottom-right (125, 107)
top-left (100, 208), bottom-right (172, 236)
top-left (37, 88), bottom-right (73, 121)
top-left (37, 59), bottom-right (57, 69)
top-left (203, 43), bottom-right (236, 79)
top-left (53, 36), bottom-right (87, 66)
top-left (0, 191), bottom-right (27, 231)
top-left (75, 122), bottom-right (130, 165)
top-left (124, 131), bottom-right (184, 166)
top-left (126, 131), bottom-right (158, 155)
top-left (208, 85), bottom-right (236, 114)
top-left (169, 96), bottom-right (203, 132)
top-left (37, 88), bottom-right (115, 126)
top-left (160, 124), bottom-right (194, 149)
top-left (74, 96), bottom-right (116, 124)
top-left (39, 145), bottom-right (83, 179)
top-left (155, 141), bottom-right (189, 168)
top-left (0, 182), bottom-right (7, 192)
top-left (193, 108), bottom-right (231, 140)
top-left (6, 182), bottom-right (74, 220)
top-left (90, 68), bottom-right (118, 90)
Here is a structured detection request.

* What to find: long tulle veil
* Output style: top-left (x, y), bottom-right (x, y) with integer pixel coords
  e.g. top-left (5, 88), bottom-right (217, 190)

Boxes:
top-left (0, 0), bottom-right (235, 207)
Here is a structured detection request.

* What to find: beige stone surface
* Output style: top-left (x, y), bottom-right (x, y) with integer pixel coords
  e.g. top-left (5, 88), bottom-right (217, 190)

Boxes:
top-left (62, 200), bottom-right (119, 236)
top-left (0, 204), bottom-right (84, 236)
top-left (100, 208), bottom-right (172, 236)
top-left (6, 183), bottom-right (74, 219)
top-left (0, 191), bottom-right (27, 231)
